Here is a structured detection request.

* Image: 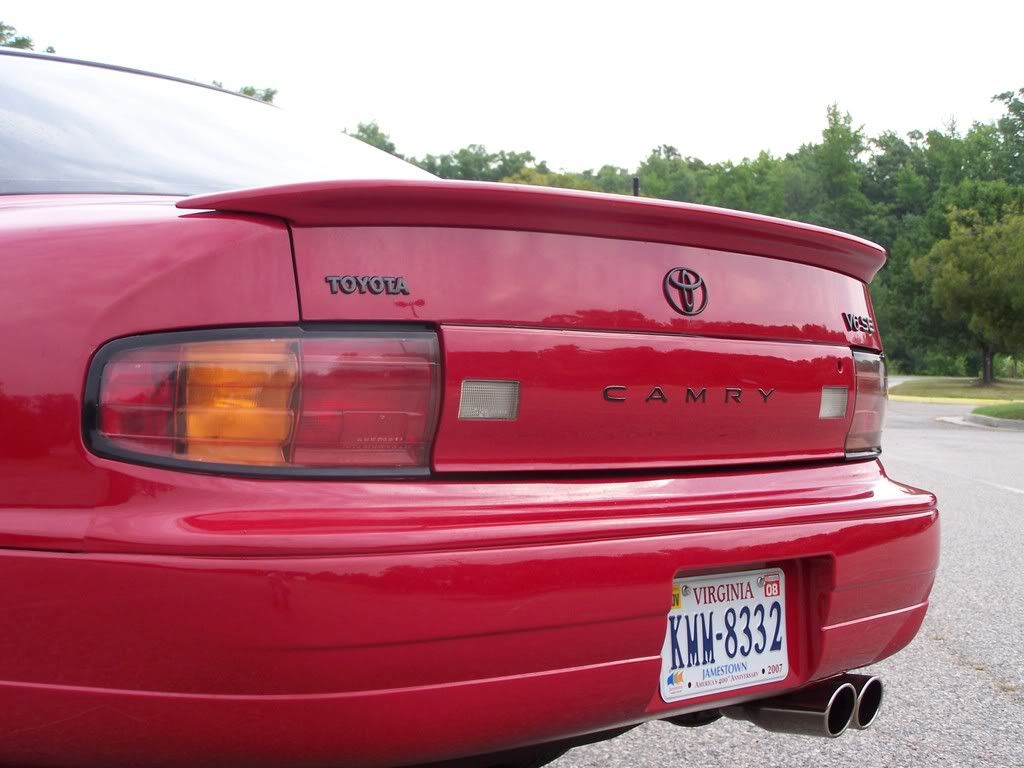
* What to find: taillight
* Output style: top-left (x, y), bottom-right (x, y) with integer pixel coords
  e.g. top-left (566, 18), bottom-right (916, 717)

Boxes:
top-left (845, 351), bottom-right (887, 458)
top-left (85, 328), bottom-right (440, 476)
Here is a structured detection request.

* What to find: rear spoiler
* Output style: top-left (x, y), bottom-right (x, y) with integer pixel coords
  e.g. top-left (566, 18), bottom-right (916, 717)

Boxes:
top-left (178, 179), bottom-right (887, 282)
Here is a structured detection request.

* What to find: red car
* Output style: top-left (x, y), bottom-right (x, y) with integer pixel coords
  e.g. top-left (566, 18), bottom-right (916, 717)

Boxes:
top-left (0, 50), bottom-right (938, 768)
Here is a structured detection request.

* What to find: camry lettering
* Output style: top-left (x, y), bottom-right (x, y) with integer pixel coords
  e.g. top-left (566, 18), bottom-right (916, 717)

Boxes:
top-left (325, 275), bottom-right (410, 295)
top-left (646, 386), bottom-right (668, 403)
top-left (603, 386), bottom-right (776, 403)
top-left (602, 385), bottom-right (627, 401)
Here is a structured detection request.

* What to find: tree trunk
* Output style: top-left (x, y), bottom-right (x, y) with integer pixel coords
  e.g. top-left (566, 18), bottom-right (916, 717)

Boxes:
top-left (981, 346), bottom-right (995, 385)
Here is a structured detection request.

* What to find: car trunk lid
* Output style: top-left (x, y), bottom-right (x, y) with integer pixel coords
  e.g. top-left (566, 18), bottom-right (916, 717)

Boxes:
top-left (179, 180), bottom-right (884, 472)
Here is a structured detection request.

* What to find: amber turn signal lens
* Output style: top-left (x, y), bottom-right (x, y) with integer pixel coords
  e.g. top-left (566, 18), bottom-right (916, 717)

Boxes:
top-left (88, 329), bottom-right (440, 475)
top-left (181, 341), bottom-right (298, 465)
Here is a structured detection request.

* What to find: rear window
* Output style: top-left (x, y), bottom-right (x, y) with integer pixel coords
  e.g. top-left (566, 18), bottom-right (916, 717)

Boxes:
top-left (0, 51), bottom-right (431, 196)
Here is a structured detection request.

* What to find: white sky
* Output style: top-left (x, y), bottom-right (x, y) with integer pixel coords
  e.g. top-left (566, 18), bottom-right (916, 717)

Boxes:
top-left (7, 1), bottom-right (1022, 171)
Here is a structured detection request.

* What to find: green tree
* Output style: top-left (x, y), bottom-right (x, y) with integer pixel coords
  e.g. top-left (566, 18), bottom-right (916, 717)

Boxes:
top-left (237, 85), bottom-right (276, 104)
top-left (0, 20), bottom-right (47, 50)
top-left (348, 121), bottom-right (401, 157)
top-left (212, 81), bottom-right (276, 103)
top-left (415, 145), bottom-right (542, 182)
top-left (1, 21), bottom-right (55, 52)
top-left (803, 106), bottom-right (873, 232)
top-left (635, 146), bottom-right (709, 202)
top-left (915, 210), bottom-right (1024, 383)
top-left (0, 21), bottom-right (33, 49)
top-left (992, 88), bottom-right (1024, 185)
top-left (502, 166), bottom-right (600, 191)
top-left (587, 165), bottom-right (634, 195)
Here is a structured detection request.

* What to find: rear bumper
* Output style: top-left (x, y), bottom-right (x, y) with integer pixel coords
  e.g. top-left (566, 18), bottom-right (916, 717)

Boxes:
top-left (0, 460), bottom-right (937, 768)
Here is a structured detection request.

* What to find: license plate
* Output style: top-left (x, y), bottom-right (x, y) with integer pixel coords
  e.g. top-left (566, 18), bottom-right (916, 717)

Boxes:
top-left (659, 568), bottom-right (788, 702)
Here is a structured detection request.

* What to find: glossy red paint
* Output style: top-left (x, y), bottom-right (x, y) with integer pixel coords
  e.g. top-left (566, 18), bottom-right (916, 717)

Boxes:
top-left (0, 194), bottom-right (937, 768)
top-left (435, 325), bottom-right (856, 471)
top-left (0, 196), bottom-right (298, 550)
top-left (0, 461), bottom-right (936, 768)
top-left (289, 225), bottom-right (883, 349)
top-left (179, 179), bottom-right (888, 282)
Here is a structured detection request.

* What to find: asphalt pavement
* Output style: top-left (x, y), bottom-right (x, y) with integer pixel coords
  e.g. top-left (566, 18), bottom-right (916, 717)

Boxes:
top-left (555, 400), bottom-right (1024, 768)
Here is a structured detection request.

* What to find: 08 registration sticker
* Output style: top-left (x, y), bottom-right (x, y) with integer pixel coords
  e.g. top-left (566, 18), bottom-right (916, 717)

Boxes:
top-left (660, 568), bottom-right (788, 702)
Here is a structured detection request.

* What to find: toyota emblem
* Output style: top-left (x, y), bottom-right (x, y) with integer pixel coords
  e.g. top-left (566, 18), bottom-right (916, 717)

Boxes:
top-left (663, 268), bottom-right (708, 316)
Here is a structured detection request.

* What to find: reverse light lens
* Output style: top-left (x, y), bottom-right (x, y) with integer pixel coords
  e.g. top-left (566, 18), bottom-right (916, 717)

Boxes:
top-left (845, 351), bottom-right (887, 457)
top-left (89, 329), bottom-right (440, 475)
top-left (818, 386), bottom-right (849, 419)
top-left (458, 379), bottom-right (520, 420)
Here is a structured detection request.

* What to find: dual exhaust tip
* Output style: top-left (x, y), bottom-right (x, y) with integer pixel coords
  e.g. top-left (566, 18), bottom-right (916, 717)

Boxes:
top-left (722, 674), bottom-right (883, 738)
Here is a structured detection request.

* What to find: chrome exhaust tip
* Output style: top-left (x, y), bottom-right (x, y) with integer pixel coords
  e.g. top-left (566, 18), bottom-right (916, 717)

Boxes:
top-left (723, 679), bottom-right (857, 738)
top-left (838, 674), bottom-right (884, 730)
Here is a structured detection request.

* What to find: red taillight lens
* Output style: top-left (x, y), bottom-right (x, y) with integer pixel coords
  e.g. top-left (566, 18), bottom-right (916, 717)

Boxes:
top-left (87, 329), bottom-right (440, 476)
top-left (845, 351), bottom-right (887, 458)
